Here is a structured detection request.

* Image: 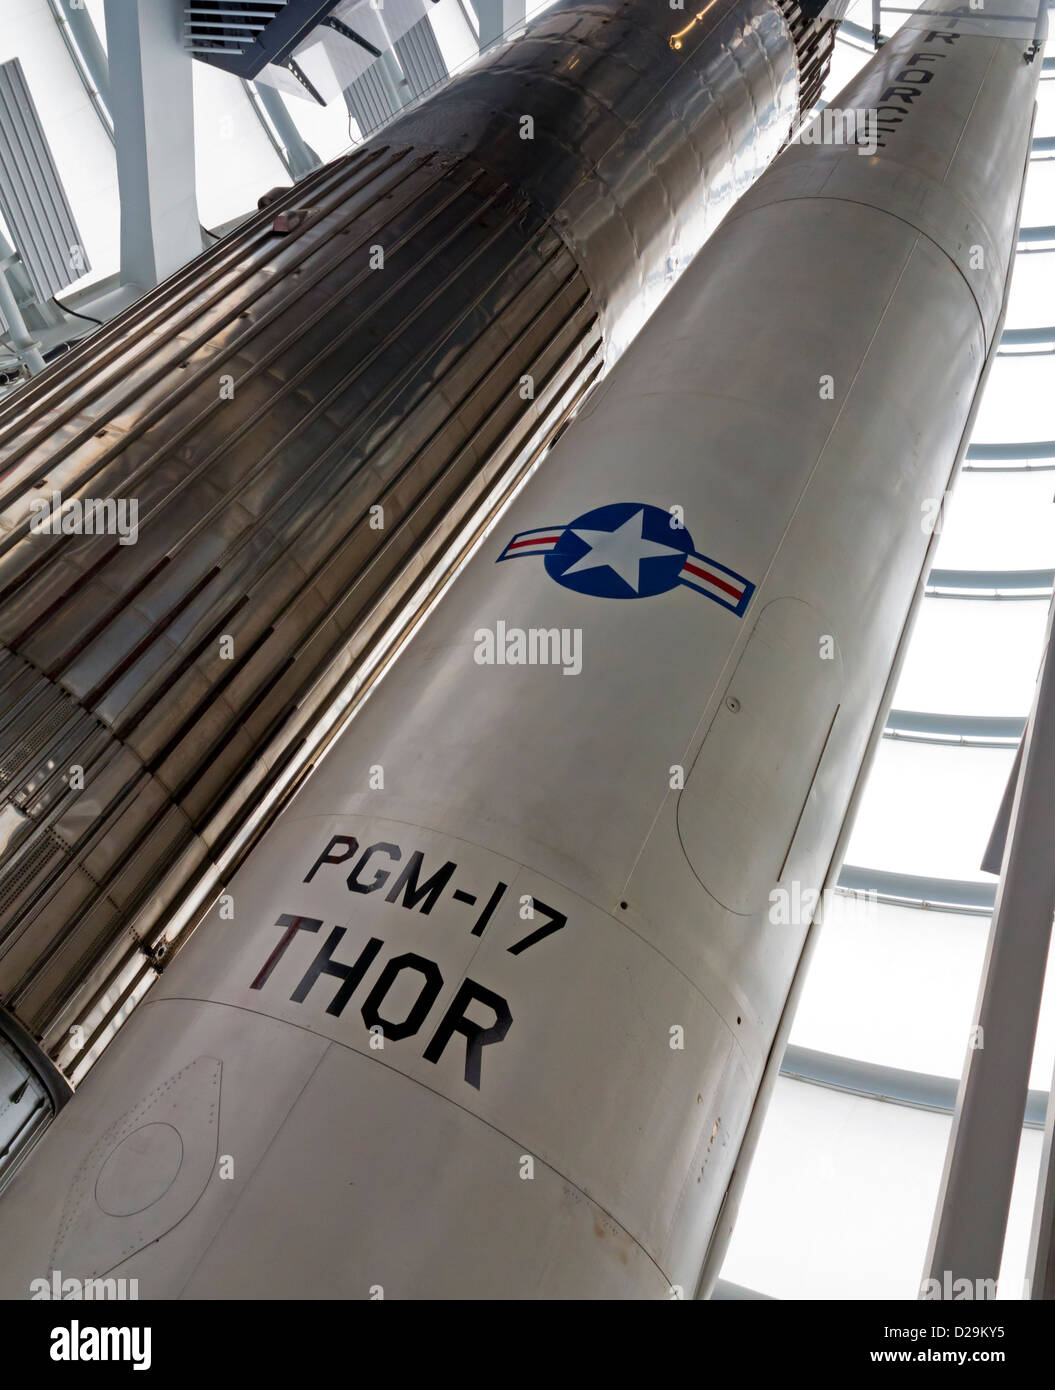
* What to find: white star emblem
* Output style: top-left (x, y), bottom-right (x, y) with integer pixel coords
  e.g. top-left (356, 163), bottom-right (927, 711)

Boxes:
top-left (563, 508), bottom-right (684, 593)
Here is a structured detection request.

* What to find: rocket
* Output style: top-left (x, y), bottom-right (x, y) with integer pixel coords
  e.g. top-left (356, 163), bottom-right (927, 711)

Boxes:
top-left (0, 0), bottom-right (1042, 1298)
top-left (0, 0), bottom-right (833, 1084)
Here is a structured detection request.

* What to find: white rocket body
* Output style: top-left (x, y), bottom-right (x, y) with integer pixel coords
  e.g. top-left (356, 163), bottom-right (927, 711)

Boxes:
top-left (0, 1), bottom-right (1042, 1298)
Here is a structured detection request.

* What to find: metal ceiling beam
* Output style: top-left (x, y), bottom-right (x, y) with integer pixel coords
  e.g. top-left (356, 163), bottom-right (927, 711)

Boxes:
top-left (927, 568), bottom-right (1054, 597)
top-left (837, 866), bottom-right (996, 913)
top-left (1019, 224), bottom-right (1055, 247)
top-left (967, 440), bottom-right (1055, 460)
top-left (884, 710), bottom-right (1025, 744)
top-left (53, 0), bottom-right (113, 135)
top-left (781, 1046), bottom-right (1048, 1128)
top-left (999, 325), bottom-right (1055, 353)
top-left (839, 18), bottom-right (876, 45)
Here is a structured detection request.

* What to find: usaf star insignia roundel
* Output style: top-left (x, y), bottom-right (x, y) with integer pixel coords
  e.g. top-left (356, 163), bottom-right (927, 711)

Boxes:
top-left (497, 502), bottom-right (754, 616)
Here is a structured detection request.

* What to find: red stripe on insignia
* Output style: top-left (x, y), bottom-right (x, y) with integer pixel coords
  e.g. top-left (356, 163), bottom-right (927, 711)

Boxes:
top-left (508, 535), bottom-right (562, 550)
top-left (682, 560), bottom-right (742, 599)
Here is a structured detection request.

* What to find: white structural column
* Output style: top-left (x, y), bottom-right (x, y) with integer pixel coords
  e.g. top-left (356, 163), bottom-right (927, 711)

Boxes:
top-left (1029, 1036), bottom-right (1055, 1297)
top-left (251, 82), bottom-right (321, 181)
top-left (1025, 602), bottom-right (1055, 1301)
top-left (104, 0), bottom-right (201, 289)
top-left (0, 223), bottom-right (46, 375)
top-left (471, 0), bottom-right (526, 50)
top-left (0, 255), bottom-right (45, 375)
top-left (372, 9), bottom-right (413, 108)
top-left (924, 595), bottom-right (1055, 1295)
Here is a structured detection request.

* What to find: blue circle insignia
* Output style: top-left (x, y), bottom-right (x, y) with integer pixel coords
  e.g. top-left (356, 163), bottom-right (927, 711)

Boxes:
top-left (544, 502), bottom-right (694, 600)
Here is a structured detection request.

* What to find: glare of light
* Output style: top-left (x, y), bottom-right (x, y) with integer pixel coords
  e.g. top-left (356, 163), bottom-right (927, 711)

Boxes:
top-left (670, 0), bottom-right (719, 50)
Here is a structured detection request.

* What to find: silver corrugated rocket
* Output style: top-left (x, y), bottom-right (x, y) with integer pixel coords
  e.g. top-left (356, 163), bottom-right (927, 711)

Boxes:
top-left (0, 0), bottom-right (830, 1092)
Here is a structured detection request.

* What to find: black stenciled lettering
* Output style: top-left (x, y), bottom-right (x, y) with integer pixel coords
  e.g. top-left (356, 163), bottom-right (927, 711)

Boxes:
top-left (470, 881), bottom-right (508, 937)
top-left (304, 835), bottom-right (359, 882)
top-left (251, 913), bottom-right (323, 990)
top-left (291, 927), bottom-right (384, 1016)
top-left (880, 85), bottom-right (922, 104)
top-left (347, 841), bottom-right (401, 894)
top-left (385, 851), bottom-right (457, 913)
top-left (423, 980), bottom-right (513, 1089)
top-left (508, 899), bottom-right (567, 955)
top-left (360, 953), bottom-right (444, 1040)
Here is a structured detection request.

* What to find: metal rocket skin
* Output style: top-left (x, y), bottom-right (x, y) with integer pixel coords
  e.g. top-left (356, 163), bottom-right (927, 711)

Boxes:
top-left (0, 0), bottom-right (826, 1084)
top-left (0, 0), bottom-right (1042, 1298)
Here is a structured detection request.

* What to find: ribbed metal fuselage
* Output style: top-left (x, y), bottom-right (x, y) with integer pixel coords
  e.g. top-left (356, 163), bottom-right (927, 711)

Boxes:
top-left (0, 0), bottom-right (823, 1080)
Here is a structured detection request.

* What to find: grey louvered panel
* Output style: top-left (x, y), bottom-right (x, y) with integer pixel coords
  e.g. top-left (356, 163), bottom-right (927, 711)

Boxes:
top-left (394, 16), bottom-right (448, 100)
top-left (184, 0), bottom-right (345, 77)
top-left (0, 59), bottom-right (88, 304)
top-left (184, 0), bottom-right (286, 54)
top-left (344, 62), bottom-right (395, 138)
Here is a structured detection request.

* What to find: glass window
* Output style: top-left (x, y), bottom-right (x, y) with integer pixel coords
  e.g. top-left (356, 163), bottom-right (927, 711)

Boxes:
top-left (893, 597), bottom-right (1047, 716)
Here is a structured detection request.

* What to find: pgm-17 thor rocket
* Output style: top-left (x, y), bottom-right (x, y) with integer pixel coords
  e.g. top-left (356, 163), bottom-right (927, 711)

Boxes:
top-left (0, 0), bottom-right (1042, 1298)
top-left (0, 0), bottom-right (834, 1096)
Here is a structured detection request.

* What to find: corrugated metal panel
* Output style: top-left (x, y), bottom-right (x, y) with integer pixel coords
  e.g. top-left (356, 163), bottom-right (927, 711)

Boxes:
top-left (0, 58), bottom-right (89, 304)
top-left (0, 145), bottom-right (602, 1061)
top-left (345, 62), bottom-right (396, 138)
top-left (394, 15), bottom-right (448, 100)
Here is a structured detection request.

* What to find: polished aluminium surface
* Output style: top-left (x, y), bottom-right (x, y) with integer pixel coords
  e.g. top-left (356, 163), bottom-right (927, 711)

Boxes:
top-left (0, 0), bottom-right (1036, 1299)
top-left (0, 0), bottom-right (816, 1092)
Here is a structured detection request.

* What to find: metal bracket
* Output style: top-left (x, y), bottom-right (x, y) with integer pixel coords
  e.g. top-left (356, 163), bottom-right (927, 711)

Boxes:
top-left (287, 56), bottom-right (325, 105)
top-left (322, 14), bottom-right (381, 57)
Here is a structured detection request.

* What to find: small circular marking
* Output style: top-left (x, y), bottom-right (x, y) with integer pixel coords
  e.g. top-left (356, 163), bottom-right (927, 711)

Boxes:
top-left (95, 1122), bottom-right (184, 1217)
